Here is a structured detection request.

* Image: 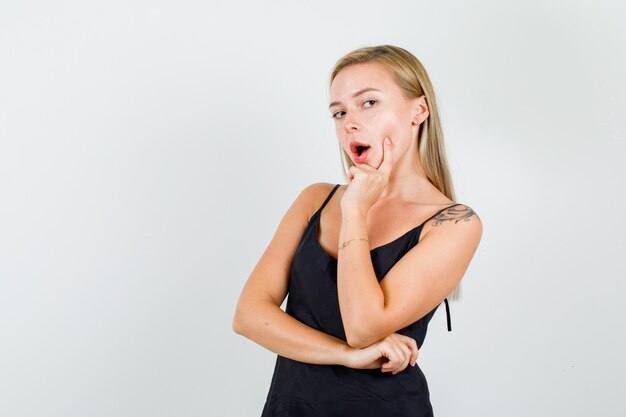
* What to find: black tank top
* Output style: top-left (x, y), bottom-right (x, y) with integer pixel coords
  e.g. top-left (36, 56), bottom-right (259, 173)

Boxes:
top-left (261, 184), bottom-right (462, 416)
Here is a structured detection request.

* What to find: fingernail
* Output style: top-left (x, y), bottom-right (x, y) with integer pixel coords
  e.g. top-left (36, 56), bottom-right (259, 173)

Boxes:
top-left (385, 137), bottom-right (391, 144)
top-left (411, 362), bottom-right (415, 367)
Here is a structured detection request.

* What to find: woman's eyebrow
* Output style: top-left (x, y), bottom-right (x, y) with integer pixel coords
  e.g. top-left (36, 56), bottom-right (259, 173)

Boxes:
top-left (329, 87), bottom-right (381, 109)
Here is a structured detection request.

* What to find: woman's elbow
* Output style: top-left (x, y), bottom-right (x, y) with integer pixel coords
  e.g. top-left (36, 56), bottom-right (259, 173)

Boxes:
top-left (232, 315), bottom-right (247, 335)
top-left (232, 297), bottom-right (270, 336)
top-left (232, 300), bottom-right (254, 335)
top-left (345, 327), bottom-right (371, 349)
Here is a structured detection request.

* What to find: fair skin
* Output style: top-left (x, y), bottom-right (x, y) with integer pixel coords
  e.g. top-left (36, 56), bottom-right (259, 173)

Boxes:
top-left (233, 61), bottom-right (482, 375)
top-left (329, 61), bottom-right (482, 347)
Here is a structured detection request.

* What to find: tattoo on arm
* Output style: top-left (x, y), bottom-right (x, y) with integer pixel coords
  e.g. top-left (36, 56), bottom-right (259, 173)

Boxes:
top-left (432, 205), bottom-right (476, 227)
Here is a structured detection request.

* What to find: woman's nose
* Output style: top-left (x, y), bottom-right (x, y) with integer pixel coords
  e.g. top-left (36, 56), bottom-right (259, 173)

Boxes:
top-left (343, 114), bottom-right (360, 132)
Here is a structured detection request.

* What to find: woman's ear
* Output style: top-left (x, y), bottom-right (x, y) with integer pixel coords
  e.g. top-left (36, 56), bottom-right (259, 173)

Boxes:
top-left (411, 95), bottom-right (429, 125)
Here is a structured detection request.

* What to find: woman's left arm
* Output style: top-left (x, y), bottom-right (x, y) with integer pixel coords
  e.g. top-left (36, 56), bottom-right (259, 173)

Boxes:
top-left (337, 206), bottom-right (482, 348)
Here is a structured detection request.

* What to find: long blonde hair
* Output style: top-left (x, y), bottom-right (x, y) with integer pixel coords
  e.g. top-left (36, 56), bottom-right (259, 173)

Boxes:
top-left (329, 45), bottom-right (462, 302)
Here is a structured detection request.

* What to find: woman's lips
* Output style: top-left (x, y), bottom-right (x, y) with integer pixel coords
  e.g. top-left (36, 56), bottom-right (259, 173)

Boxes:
top-left (353, 146), bottom-right (371, 164)
top-left (350, 140), bottom-right (371, 154)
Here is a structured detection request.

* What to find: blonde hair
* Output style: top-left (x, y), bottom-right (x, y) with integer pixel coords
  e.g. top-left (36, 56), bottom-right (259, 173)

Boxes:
top-left (329, 45), bottom-right (462, 302)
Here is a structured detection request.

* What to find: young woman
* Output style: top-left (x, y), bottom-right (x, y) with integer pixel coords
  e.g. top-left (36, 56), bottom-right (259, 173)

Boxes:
top-left (233, 45), bottom-right (483, 416)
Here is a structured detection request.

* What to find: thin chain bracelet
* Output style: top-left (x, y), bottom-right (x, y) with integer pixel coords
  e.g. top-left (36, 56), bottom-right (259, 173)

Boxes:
top-left (338, 238), bottom-right (369, 252)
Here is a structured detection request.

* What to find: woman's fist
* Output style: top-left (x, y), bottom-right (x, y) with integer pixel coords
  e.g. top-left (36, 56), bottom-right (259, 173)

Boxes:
top-left (345, 332), bottom-right (418, 375)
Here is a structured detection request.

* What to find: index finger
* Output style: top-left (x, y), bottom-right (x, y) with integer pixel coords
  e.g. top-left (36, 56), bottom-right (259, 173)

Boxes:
top-left (377, 137), bottom-right (393, 175)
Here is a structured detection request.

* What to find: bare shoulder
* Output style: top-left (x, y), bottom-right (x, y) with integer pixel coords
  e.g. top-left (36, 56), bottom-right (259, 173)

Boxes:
top-left (422, 203), bottom-right (483, 245)
top-left (295, 182), bottom-right (343, 221)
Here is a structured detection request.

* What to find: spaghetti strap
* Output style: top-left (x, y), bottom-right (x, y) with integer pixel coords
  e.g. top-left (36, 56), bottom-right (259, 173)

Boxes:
top-left (444, 298), bottom-right (452, 332)
top-left (318, 184), bottom-right (341, 213)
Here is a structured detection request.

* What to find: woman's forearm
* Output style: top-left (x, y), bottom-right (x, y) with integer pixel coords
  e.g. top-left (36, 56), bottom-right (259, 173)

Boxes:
top-left (233, 300), bottom-right (353, 366)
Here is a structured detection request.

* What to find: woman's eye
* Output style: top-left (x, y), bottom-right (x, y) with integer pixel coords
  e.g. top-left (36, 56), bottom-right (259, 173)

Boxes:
top-left (331, 101), bottom-right (375, 119)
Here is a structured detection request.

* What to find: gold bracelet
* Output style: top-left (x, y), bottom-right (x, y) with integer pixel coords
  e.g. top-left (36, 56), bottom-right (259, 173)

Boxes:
top-left (338, 238), bottom-right (369, 252)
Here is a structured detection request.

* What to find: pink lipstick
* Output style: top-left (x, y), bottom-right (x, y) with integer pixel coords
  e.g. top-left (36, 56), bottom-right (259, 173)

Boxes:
top-left (349, 140), bottom-right (371, 164)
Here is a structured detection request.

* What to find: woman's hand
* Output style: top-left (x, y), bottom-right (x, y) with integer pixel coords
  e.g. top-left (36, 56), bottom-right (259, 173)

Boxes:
top-left (344, 332), bottom-right (418, 375)
top-left (341, 137), bottom-right (393, 215)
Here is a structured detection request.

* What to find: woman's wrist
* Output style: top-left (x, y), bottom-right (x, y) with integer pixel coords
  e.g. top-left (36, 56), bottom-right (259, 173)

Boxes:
top-left (340, 203), bottom-right (367, 218)
top-left (333, 341), bottom-right (356, 368)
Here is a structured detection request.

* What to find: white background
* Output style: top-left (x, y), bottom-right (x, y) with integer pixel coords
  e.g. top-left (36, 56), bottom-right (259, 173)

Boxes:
top-left (1, 1), bottom-right (625, 416)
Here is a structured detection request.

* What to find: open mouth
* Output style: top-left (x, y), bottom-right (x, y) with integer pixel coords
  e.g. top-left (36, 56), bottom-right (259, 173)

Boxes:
top-left (351, 145), bottom-right (371, 163)
top-left (349, 140), bottom-right (372, 163)
top-left (350, 141), bottom-right (371, 156)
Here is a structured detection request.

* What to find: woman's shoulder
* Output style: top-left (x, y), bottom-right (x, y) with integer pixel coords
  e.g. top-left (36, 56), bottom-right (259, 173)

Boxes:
top-left (420, 202), bottom-right (483, 245)
top-left (295, 182), bottom-right (345, 218)
top-left (436, 202), bottom-right (481, 226)
top-left (298, 182), bottom-right (344, 199)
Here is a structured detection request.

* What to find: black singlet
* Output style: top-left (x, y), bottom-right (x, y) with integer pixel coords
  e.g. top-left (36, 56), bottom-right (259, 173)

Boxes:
top-left (261, 184), bottom-right (462, 417)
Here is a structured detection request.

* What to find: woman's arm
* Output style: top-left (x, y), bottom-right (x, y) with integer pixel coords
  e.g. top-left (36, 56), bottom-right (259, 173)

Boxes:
top-left (234, 299), bottom-right (419, 374)
top-left (232, 183), bottom-right (352, 366)
top-left (233, 298), bottom-right (352, 366)
top-left (337, 204), bottom-right (482, 348)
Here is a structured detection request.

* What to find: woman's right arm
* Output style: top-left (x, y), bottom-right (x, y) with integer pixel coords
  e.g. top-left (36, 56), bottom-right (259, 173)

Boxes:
top-left (232, 183), bottom-right (353, 367)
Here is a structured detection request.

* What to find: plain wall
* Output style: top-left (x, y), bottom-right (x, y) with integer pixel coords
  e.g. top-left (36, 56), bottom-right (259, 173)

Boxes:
top-left (1, 0), bottom-right (625, 416)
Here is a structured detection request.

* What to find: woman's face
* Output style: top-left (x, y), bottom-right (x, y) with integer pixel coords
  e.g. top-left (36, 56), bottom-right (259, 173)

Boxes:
top-left (329, 62), bottom-right (426, 169)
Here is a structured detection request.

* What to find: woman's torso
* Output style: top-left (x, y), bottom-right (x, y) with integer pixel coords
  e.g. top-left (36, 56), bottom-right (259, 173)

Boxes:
top-left (261, 183), bottom-right (461, 416)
